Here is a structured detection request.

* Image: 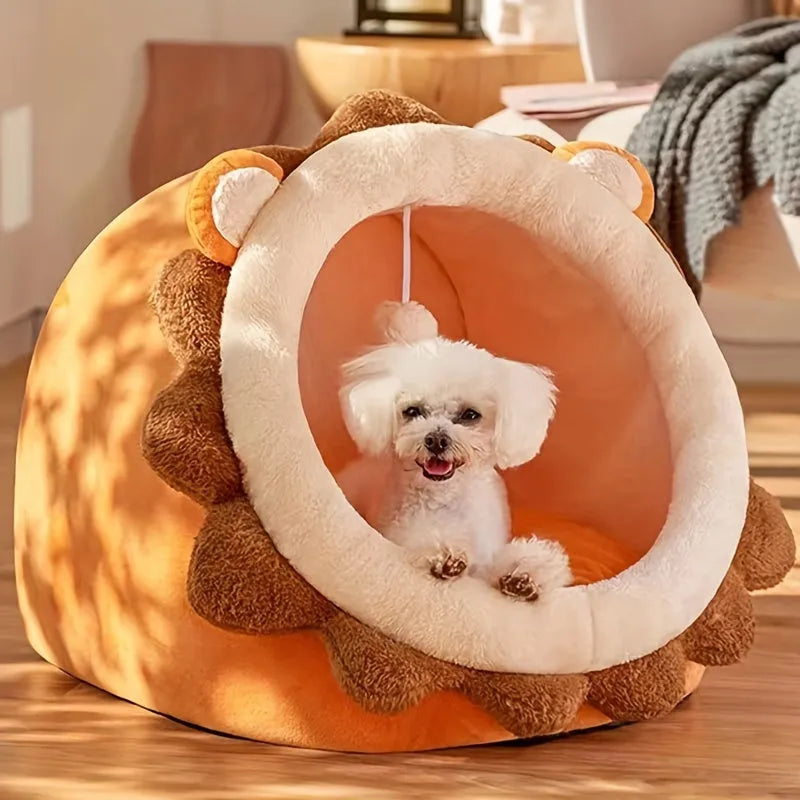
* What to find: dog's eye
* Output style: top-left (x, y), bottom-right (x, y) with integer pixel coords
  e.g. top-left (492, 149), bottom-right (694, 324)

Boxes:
top-left (459, 408), bottom-right (482, 423)
top-left (402, 406), bottom-right (423, 420)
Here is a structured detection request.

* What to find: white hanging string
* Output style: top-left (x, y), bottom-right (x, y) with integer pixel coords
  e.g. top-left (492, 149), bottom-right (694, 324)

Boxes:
top-left (401, 204), bottom-right (412, 304)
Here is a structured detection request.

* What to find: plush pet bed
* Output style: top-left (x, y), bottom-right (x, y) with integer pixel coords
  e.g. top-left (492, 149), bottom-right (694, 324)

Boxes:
top-left (14, 91), bottom-right (795, 753)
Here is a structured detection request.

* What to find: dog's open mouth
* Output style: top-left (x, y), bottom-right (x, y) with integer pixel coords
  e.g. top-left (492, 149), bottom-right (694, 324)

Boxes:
top-left (420, 457), bottom-right (457, 481)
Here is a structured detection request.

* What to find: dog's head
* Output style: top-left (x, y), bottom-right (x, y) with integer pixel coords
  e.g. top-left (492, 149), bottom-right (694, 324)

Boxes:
top-left (340, 338), bottom-right (556, 481)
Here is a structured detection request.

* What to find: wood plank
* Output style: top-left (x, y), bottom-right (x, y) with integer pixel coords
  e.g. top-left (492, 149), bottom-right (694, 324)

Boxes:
top-left (295, 35), bottom-right (584, 126)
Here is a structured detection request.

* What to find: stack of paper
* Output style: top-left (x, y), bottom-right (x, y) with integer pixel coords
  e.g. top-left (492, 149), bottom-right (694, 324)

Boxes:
top-left (501, 82), bottom-right (660, 120)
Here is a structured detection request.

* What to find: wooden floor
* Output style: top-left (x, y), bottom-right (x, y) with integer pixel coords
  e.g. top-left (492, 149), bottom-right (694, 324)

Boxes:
top-left (1, 358), bottom-right (798, 800)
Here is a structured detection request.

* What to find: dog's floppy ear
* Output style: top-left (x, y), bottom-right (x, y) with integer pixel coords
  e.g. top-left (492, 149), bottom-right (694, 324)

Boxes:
top-left (340, 352), bottom-right (400, 456)
top-left (493, 359), bottom-right (556, 470)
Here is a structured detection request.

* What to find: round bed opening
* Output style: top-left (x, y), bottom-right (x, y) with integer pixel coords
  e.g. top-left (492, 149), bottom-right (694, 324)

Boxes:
top-left (299, 205), bottom-right (673, 581)
top-left (223, 122), bottom-right (749, 673)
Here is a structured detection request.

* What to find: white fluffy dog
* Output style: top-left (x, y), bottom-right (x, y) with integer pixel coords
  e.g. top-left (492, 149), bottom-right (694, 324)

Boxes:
top-left (338, 302), bottom-right (572, 601)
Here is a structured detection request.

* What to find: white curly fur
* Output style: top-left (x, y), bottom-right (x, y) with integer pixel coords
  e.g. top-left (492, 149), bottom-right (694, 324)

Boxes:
top-left (481, 537), bottom-right (573, 595)
top-left (339, 321), bottom-right (572, 599)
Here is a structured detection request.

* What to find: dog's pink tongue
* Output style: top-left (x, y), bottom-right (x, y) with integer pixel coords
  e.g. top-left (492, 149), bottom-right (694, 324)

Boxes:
top-left (424, 458), bottom-right (453, 476)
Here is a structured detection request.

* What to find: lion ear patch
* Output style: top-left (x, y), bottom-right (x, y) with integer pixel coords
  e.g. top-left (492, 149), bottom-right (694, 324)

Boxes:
top-left (211, 166), bottom-right (280, 248)
top-left (186, 150), bottom-right (283, 266)
top-left (552, 141), bottom-right (654, 223)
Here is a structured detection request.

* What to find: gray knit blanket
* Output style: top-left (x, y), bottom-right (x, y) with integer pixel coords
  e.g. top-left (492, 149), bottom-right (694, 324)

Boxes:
top-left (626, 17), bottom-right (800, 292)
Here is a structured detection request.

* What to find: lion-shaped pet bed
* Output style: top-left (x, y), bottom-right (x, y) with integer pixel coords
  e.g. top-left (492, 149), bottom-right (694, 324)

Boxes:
top-left (15, 91), bottom-right (794, 753)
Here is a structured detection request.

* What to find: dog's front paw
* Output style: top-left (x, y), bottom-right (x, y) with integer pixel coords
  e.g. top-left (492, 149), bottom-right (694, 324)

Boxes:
top-left (489, 536), bottom-right (572, 601)
top-left (497, 571), bottom-right (540, 601)
top-left (428, 548), bottom-right (468, 580)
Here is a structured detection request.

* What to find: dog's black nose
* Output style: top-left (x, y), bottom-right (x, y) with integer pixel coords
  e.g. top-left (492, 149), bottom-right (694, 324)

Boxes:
top-left (424, 430), bottom-right (451, 456)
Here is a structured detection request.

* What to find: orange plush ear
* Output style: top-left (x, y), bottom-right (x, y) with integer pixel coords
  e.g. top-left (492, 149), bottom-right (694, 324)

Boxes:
top-left (552, 141), bottom-right (654, 223)
top-left (186, 149), bottom-right (284, 266)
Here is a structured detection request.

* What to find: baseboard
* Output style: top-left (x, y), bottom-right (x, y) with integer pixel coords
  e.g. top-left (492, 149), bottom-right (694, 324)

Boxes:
top-left (0, 308), bottom-right (45, 367)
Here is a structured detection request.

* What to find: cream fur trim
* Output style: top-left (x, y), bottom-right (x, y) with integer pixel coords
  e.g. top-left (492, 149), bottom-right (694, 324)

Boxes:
top-left (569, 148), bottom-right (644, 212)
top-left (219, 124), bottom-right (749, 674)
top-left (211, 167), bottom-right (280, 247)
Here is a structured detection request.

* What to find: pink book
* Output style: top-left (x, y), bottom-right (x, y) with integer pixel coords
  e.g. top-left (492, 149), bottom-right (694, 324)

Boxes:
top-left (501, 82), bottom-right (659, 119)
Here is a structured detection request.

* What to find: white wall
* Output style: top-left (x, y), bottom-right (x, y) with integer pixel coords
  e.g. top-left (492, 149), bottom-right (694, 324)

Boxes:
top-left (0, 0), bottom-right (42, 328)
top-left (0, 0), bottom-right (351, 328)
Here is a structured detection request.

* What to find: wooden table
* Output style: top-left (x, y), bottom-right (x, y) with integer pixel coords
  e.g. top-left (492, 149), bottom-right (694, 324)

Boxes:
top-left (295, 35), bottom-right (584, 126)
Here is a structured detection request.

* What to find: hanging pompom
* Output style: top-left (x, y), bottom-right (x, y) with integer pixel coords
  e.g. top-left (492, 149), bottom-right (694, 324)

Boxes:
top-left (375, 301), bottom-right (439, 344)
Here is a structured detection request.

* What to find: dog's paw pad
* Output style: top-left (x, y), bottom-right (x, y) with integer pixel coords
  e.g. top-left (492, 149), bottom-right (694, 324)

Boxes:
top-left (498, 572), bottom-right (540, 601)
top-left (430, 551), bottom-right (468, 580)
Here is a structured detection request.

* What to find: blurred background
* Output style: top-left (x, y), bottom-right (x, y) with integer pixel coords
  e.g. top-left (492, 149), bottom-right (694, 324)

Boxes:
top-left (1, 0), bottom-right (797, 380)
top-left (0, 1), bottom-right (351, 348)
